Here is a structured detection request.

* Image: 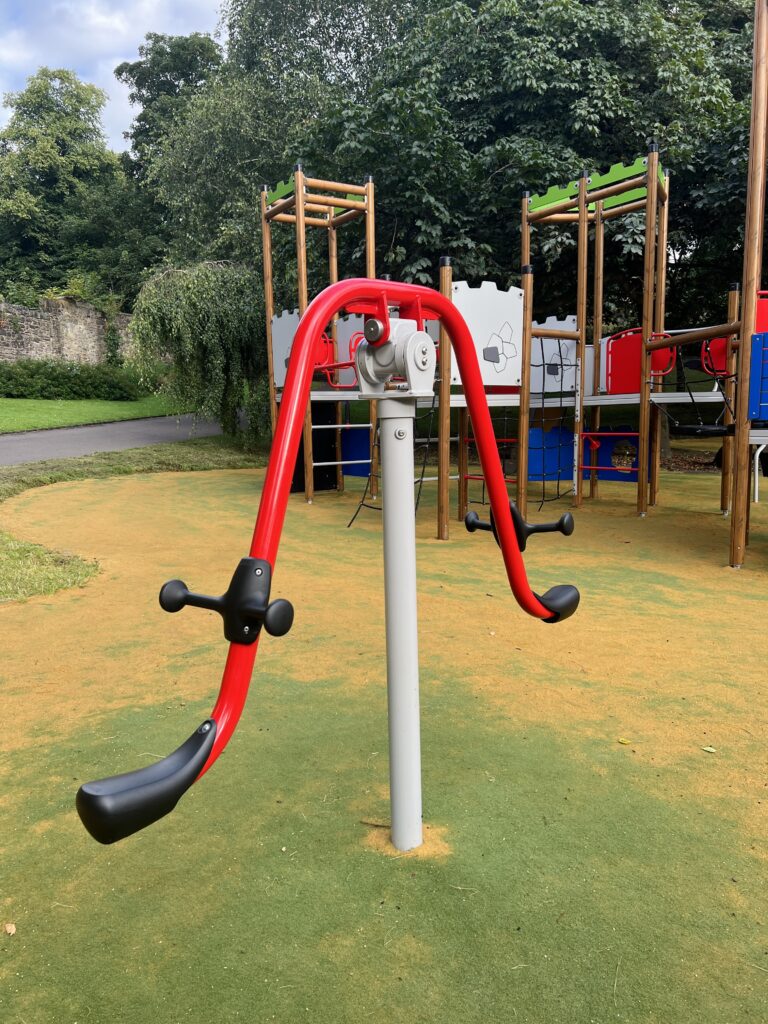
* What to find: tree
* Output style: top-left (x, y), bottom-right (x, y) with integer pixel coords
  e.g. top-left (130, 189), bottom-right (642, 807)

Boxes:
top-left (133, 0), bottom-right (760, 437)
top-left (132, 261), bottom-right (267, 439)
top-left (147, 0), bottom-right (438, 265)
top-left (222, 0), bottom-right (434, 93)
top-left (309, 0), bottom-right (755, 326)
top-left (0, 68), bottom-right (119, 293)
top-left (115, 32), bottom-right (223, 178)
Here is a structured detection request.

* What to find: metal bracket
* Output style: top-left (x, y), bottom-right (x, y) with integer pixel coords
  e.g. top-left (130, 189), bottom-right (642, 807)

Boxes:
top-left (355, 317), bottom-right (436, 398)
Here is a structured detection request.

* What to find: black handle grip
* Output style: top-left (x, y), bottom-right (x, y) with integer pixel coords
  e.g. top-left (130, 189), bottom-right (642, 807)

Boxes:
top-left (159, 559), bottom-right (294, 642)
top-left (465, 503), bottom-right (574, 552)
top-left (464, 510), bottom-right (494, 534)
top-left (508, 504), bottom-right (574, 551)
top-left (76, 720), bottom-right (217, 844)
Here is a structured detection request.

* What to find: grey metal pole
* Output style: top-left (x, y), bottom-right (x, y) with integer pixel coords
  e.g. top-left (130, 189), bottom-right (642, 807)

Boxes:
top-left (378, 395), bottom-right (423, 851)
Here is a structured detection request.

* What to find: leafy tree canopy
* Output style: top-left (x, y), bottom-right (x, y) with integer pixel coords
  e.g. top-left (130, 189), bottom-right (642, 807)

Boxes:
top-left (306, 0), bottom-right (755, 324)
top-left (132, 261), bottom-right (267, 438)
top-left (115, 32), bottom-right (223, 177)
top-left (0, 67), bottom-right (160, 307)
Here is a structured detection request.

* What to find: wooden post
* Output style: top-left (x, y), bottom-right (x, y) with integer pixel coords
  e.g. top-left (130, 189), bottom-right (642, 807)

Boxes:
top-left (731, 0), bottom-right (768, 566)
top-left (260, 185), bottom-right (278, 434)
top-left (731, 0), bottom-right (768, 561)
top-left (457, 407), bottom-right (469, 520)
top-left (573, 172), bottom-right (589, 508)
top-left (292, 164), bottom-right (314, 503)
top-left (437, 257), bottom-right (453, 539)
top-left (637, 144), bottom-right (659, 516)
top-left (721, 284), bottom-right (741, 514)
top-left (364, 174), bottom-right (379, 500)
top-left (517, 193), bottom-right (532, 517)
top-left (649, 171), bottom-right (670, 507)
top-left (589, 201), bottom-right (605, 499)
top-left (328, 218), bottom-right (344, 493)
top-left (518, 262), bottom-right (533, 519)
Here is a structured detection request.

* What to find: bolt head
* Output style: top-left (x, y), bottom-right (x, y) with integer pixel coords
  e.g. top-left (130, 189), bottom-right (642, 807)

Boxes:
top-left (364, 318), bottom-right (385, 343)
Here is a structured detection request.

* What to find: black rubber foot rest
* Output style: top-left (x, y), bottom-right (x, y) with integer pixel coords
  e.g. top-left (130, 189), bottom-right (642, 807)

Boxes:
top-left (76, 720), bottom-right (216, 844)
top-left (536, 585), bottom-right (580, 623)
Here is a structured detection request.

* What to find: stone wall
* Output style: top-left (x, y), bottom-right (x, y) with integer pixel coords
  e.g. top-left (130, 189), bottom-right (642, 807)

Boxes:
top-left (0, 299), bottom-right (133, 365)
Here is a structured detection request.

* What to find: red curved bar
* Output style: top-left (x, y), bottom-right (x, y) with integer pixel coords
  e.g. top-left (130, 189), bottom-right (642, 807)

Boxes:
top-left (201, 279), bottom-right (555, 777)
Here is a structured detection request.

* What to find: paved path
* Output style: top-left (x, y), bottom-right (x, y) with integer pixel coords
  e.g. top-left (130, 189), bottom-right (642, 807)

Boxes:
top-left (0, 415), bottom-right (222, 466)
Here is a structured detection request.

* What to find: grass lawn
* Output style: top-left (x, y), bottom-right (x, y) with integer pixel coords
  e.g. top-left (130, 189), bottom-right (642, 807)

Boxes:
top-left (0, 468), bottom-right (765, 1022)
top-left (0, 436), bottom-right (266, 603)
top-left (0, 394), bottom-right (178, 433)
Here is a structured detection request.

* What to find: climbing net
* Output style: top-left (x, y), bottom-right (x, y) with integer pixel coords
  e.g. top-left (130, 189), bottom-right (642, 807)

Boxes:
top-left (528, 336), bottom-right (577, 505)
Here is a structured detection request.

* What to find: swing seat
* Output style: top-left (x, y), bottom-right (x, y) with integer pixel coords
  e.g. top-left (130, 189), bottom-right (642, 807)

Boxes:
top-left (669, 423), bottom-right (734, 438)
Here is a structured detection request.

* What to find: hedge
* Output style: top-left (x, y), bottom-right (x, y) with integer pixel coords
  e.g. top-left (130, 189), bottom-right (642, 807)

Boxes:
top-left (0, 360), bottom-right (145, 401)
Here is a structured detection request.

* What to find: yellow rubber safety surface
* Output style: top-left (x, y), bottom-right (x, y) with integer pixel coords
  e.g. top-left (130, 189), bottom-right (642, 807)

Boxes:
top-left (0, 468), bottom-right (766, 1023)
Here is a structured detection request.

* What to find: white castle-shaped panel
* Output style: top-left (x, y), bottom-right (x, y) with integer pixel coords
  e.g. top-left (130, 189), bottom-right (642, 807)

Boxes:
top-left (450, 281), bottom-right (524, 387)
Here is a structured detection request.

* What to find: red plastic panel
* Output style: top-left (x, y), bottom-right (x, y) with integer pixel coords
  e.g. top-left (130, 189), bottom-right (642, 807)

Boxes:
top-left (605, 328), bottom-right (673, 394)
top-left (756, 292), bottom-right (768, 332)
top-left (700, 337), bottom-right (728, 377)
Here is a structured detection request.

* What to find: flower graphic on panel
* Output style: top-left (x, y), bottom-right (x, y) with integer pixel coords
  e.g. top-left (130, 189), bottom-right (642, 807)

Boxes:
top-left (483, 321), bottom-right (518, 374)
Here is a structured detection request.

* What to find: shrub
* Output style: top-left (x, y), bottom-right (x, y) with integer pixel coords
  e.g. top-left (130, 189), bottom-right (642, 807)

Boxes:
top-left (1, 281), bottom-right (41, 308)
top-left (0, 360), bottom-right (145, 401)
top-left (132, 262), bottom-right (265, 439)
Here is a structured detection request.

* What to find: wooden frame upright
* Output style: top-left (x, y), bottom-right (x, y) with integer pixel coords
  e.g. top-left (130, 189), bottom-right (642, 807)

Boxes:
top-left (730, 0), bottom-right (768, 567)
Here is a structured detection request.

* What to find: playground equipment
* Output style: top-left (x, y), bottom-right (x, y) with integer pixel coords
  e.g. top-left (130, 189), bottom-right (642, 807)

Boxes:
top-left (260, 167), bottom-right (377, 502)
top-left (636, 0), bottom-right (768, 572)
top-left (75, 279), bottom-right (579, 852)
top-left (520, 147), bottom-right (671, 516)
top-left (502, 0), bottom-right (768, 570)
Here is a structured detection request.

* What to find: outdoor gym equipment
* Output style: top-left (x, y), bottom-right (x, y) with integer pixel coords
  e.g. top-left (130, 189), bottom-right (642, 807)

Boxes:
top-left (76, 279), bottom-right (579, 852)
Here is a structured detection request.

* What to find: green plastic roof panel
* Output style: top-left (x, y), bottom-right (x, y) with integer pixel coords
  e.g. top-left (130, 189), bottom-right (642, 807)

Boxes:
top-left (528, 156), bottom-right (666, 215)
top-left (266, 176), bottom-right (295, 207)
top-left (265, 176), bottom-right (363, 215)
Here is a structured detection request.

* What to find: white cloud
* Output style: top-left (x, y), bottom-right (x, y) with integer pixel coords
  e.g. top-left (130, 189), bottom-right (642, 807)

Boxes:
top-left (0, 29), bottom-right (37, 71)
top-left (0, 0), bottom-right (222, 149)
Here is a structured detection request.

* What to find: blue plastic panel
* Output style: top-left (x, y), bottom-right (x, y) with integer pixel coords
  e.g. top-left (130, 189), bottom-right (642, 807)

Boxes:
top-left (581, 428), bottom-right (640, 483)
top-left (341, 427), bottom-right (371, 477)
top-left (748, 333), bottom-right (768, 421)
top-left (528, 426), bottom-right (573, 482)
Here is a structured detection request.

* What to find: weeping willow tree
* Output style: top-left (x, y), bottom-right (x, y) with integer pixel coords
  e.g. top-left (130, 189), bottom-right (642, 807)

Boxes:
top-left (131, 262), bottom-right (269, 443)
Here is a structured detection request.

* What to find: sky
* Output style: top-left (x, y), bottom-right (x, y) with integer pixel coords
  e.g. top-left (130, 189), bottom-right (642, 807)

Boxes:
top-left (0, 0), bottom-right (223, 151)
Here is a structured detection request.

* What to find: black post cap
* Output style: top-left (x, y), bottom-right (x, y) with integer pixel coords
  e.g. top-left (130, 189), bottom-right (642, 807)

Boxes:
top-left (439, 256), bottom-right (452, 267)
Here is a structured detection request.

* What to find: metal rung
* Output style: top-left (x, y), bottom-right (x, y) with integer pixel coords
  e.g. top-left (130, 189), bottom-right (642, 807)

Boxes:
top-left (313, 459), bottom-right (371, 467)
top-left (414, 475), bottom-right (460, 483)
top-left (311, 423), bottom-right (373, 430)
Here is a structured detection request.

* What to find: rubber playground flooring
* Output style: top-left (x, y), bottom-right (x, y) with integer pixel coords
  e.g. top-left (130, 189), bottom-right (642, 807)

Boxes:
top-left (0, 468), bottom-right (766, 1023)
